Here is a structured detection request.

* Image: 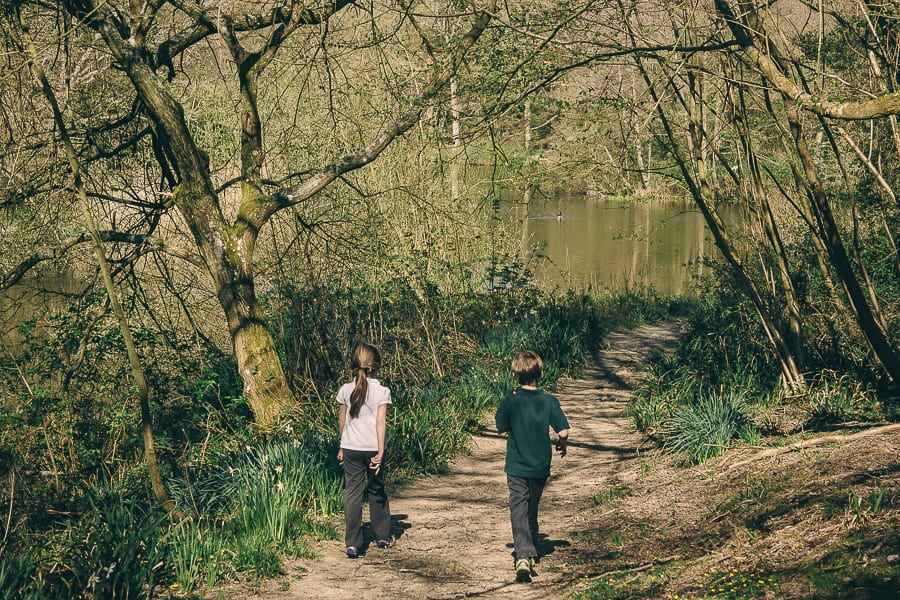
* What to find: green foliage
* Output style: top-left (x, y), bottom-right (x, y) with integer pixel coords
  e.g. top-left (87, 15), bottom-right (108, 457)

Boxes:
top-left (49, 488), bottom-right (167, 599)
top-left (227, 440), bottom-right (315, 547)
top-left (664, 391), bottom-right (753, 464)
top-left (847, 487), bottom-right (885, 525)
top-left (674, 293), bottom-right (781, 390)
top-left (592, 484), bottom-right (631, 506)
top-left (390, 383), bottom-right (469, 477)
top-left (3, 268), bottom-right (677, 597)
top-left (166, 519), bottom-right (213, 593)
top-left (0, 549), bottom-right (44, 600)
top-left (806, 371), bottom-right (879, 427)
top-left (629, 349), bottom-right (704, 433)
top-left (231, 532), bottom-right (285, 579)
top-left (166, 514), bottom-right (301, 591)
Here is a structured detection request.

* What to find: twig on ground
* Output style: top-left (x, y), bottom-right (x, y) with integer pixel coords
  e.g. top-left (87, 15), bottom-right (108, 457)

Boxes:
top-left (586, 555), bottom-right (681, 580)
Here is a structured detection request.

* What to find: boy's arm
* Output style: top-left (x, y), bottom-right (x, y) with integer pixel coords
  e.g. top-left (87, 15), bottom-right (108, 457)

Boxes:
top-left (555, 428), bottom-right (569, 457)
top-left (495, 398), bottom-right (509, 433)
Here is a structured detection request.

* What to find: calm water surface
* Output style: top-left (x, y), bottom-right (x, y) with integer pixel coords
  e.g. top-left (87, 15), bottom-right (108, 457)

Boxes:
top-left (511, 194), bottom-right (727, 294)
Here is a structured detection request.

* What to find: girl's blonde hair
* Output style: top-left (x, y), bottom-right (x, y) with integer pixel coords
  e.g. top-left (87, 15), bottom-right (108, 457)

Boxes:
top-left (349, 343), bottom-right (381, 418)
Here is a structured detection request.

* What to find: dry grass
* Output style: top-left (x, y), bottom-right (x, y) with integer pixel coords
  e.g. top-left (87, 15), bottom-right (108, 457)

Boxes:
top-left (558, 426), bottom-right (900, 599)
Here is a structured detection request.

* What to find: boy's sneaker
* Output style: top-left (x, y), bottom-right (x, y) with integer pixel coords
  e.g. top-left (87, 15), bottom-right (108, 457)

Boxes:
top-left (376, 539), bottom-right (391, 549)
top-left (346, 546), bottom-right (359, 558)
top-left (515, 558), bottom-right (534, 583)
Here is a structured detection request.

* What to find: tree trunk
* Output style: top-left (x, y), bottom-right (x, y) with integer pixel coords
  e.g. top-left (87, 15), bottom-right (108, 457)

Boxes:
top-left (215, 253), bottom-right (295, 430)
top-left (732, 84), bottom-right (806, 375)
top-left (521, 99), bottom-right (533, 261)
top-left (450, 76), bottom-right (461, 203)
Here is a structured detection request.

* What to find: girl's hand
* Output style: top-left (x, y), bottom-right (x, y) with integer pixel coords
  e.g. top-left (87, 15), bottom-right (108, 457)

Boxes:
top-left (337, 448), bottom-right (344, 465)
top-left (369, 452), bottom-right (383, 474)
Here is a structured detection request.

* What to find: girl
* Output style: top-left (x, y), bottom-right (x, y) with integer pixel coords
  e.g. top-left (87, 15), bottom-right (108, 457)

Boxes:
top-left (336, 342), bottom-right (392, 558)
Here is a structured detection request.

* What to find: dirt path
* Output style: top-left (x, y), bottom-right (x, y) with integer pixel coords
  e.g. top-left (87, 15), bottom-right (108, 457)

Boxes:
top-left (243, 323), bottom-right (682, 600)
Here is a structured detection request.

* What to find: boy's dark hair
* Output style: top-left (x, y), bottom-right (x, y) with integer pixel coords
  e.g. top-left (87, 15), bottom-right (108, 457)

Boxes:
top-left (511, 350), bottom-right (543, 385)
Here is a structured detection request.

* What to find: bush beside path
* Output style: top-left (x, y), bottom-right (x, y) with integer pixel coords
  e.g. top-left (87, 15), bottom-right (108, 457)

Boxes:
top-left (229, 322), bottom-right (682, 600)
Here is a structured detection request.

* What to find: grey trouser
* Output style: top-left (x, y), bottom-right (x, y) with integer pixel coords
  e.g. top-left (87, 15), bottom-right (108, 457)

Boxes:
top-left (343, 449), bottom-right (391, 548)
top-left (506, 474), bottom-right (547, 560)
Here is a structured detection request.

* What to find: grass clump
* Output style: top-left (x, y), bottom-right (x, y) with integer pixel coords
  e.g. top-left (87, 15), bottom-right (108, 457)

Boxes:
top-left (592, 484), bottom-right (632, 506)
top-left (804, 370), bottom-right (880, 428)
top-left (663, 390), bottom-right (753, 464)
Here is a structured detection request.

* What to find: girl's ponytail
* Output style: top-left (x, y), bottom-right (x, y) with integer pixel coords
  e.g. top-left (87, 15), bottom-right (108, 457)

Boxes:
top-left (349, 367), bottom-right (368, 418)
top-left (348, 343), bottom-right (381, 418)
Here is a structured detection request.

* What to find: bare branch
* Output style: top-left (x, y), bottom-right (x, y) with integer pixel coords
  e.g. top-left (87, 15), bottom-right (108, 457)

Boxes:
top-left (1, 230), bottom-right (202, 290)
top-left (715, 0), bottom-right (900, 120)
top-left (266, 0), bottom-right (499, 218)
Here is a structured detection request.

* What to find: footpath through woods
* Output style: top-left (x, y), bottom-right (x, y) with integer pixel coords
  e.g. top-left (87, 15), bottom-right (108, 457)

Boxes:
top-left (242, 323), bottom-right (683, 600)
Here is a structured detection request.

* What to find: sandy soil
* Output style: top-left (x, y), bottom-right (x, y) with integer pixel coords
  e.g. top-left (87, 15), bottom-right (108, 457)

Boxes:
top-left (233, 323), bottom-right (682, 600)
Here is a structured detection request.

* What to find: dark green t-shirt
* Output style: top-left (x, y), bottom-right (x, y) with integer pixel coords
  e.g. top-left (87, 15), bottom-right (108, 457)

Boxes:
top-left (495, 388), bottom-right (570, 478)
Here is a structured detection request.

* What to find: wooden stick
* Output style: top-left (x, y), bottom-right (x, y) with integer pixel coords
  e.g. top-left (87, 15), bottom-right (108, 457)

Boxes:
top-left (726, 423), bottom-right (900, 471)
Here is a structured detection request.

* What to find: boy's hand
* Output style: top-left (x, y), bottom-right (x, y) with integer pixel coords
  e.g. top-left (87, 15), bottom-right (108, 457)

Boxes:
top-left (555, 439), bottom-right (567, 457)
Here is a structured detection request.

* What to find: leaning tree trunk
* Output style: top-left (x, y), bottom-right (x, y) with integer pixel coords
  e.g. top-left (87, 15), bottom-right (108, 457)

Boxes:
top-left (660, 19), bottom-right (806, 389)
top-left (683, 87), bottom-right (805, 391)
top-left (21, 16), bottom-right (184, 517)
top-left (732, 83), bottom-right (806, 374)
top-left (787, 104), bottom-right (900, 384)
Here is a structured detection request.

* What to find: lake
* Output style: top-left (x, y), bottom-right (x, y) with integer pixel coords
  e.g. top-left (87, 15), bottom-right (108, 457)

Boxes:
top-left (508, 194), bottom-right (726, 294)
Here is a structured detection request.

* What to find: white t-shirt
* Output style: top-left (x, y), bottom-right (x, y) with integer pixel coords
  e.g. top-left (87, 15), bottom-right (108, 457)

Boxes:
top-left (337, 378), bottom-right (392, 451)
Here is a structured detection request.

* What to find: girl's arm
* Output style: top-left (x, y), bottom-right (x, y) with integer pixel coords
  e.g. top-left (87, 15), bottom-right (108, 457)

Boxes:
top-left (337, 404), bottom-right (347, 464)
top-left (370, 403), bottom-right (388, 474)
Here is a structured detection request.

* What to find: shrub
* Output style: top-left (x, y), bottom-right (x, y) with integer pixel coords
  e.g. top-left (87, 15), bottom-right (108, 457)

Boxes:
top-left (805, 370), bottom-right (878, 428)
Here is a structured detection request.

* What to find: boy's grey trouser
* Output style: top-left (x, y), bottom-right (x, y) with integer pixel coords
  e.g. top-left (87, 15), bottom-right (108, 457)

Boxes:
top-left (506, 474), bottom-right (548, 560)
top-left (343, 449), bottom-right (391, 549)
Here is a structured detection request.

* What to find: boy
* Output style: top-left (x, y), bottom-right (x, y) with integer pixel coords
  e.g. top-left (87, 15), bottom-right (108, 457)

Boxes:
top-left (495, 350), bottom-right (570, 583)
